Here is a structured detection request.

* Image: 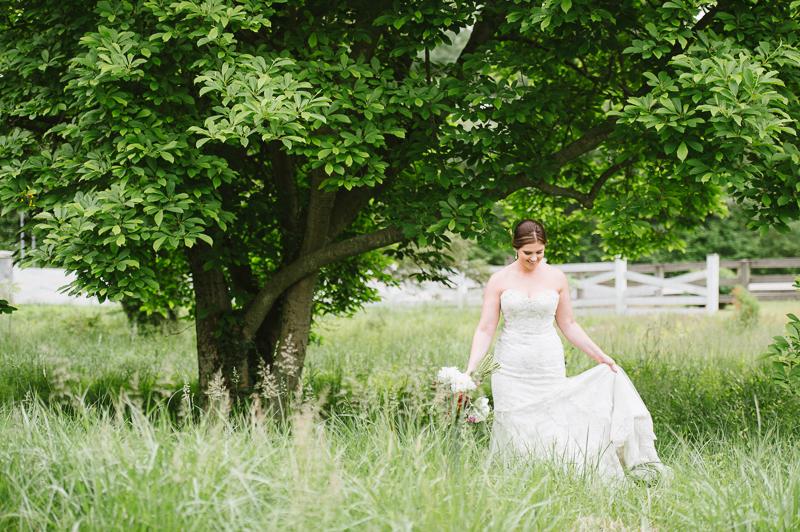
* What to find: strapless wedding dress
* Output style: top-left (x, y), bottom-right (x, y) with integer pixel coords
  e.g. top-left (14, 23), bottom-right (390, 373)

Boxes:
top-left (490, 289), bottom-right (663, 480)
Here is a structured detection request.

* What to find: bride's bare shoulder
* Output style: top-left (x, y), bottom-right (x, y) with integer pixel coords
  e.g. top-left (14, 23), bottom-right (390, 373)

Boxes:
top-left (541, 262), bottom-right (569, 288)
top-left (486, 264), bottom-right (514, 290)
top-left (542, 262), bottom-right (566, 277)
top-left (489, 263), bottom-right (516, 280)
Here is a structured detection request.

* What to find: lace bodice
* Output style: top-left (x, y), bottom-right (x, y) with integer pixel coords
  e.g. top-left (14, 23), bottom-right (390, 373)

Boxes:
top-left (500, 289), bottom-right (560, 335)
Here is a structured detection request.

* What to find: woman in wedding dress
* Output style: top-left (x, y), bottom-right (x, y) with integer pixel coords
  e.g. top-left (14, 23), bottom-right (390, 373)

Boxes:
top-left (466, 220), bottom-right (663, 480)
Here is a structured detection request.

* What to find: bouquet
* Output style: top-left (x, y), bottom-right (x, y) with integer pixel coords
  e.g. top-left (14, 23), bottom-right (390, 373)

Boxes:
top-left (432, 353), bottom-right (500, 424)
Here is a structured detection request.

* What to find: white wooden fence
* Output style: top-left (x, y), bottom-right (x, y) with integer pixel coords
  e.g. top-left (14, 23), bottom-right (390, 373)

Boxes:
top-left (555, 254), bottom-right (719, 315)
top-left (373, 255), bottom-right (799, 314)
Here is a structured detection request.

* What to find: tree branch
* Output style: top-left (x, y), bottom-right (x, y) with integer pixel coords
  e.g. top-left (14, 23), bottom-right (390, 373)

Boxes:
top-left (505, 160), bottom-right (634, 209)
top-left (327, 184), bottom-right (381, 241)
top-left (587, 161), bottom-right (631, 203)
top-left (456, 1), bottom-right (502, 64)
top-left (327, 168), bottom-right (395, 241)
top-left (240, 225), bottom-right (405, 341)
top-left (551, 119), bottom-right (617, 166)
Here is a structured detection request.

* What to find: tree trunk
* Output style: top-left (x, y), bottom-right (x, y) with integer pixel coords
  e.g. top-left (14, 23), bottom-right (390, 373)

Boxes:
top-left (273, 273), bottom-right (318, 400)
top-left (271, 168), bottom-right (336, 402)
top-left (246, 299), bottom-right (283, 387)
top-left (189, 244), bottom-right (253, 406)
top-left (228, 251), bottom-right (283, 389)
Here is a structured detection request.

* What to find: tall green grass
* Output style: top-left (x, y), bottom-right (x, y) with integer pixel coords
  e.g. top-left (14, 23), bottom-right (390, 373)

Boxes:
top-left (1, 302), bottom-right (799, 530)
top-left (0, 305), bottom-right (195, 410)
top-left (3, 397), bottom-right (800, 530)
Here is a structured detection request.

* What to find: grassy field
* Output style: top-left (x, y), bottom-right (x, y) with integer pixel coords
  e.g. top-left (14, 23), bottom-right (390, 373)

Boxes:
top-left (1, 302), bottom-right (800, 530)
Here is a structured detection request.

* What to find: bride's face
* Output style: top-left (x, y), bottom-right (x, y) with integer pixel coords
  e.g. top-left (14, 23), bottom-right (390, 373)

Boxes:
top-left (516, 242), bottom-right (545, 270)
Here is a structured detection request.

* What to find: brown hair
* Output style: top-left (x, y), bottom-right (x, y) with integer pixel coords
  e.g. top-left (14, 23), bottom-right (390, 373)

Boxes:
top-left (512, 219), bottom-right (547, 249)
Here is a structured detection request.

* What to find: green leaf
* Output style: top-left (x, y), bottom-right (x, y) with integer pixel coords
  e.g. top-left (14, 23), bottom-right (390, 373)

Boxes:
top-left (742, 67), bottom-right (753, 87)
top-left (208, 27), bottom-right (219, 40)
top-left (0, 299), bottom-right (17, 315)
top-left (676, 142), bottom-right (688, 162)
top-left (155, 210), bottom-right (164, 227)
top-left (561, 0), bottom-right (572, 13)
top-left (308, 32), bottom-right (317, 48)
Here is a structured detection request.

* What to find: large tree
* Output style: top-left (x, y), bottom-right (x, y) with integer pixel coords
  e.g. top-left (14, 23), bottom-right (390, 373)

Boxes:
top-left (1, 0), bottom-right (799, 401)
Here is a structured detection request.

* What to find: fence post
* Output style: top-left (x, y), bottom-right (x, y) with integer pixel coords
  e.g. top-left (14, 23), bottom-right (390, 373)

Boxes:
top-left (456, 272), bottom-right (467, 309)
top-left (706, 253), bottom-right (719, 315)
top-left (19, 213), bottom-right (25, 259)
top-left (576, 271), bottom-right (585, 300)
top-left (615, 256), bottom-right (627, 315)
top-left (0, 251), bottom-right (13, 303)
top-left (739, 259), bottom-right (751, 290)
top-left (655, 264), bottom-right (664, 298)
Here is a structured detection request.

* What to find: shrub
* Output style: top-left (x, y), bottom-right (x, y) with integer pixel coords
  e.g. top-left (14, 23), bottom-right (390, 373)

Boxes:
top-left (759, 313), bottom-right (800, 394)
top-left (731, 285), bottom-right (760, 328)
top-left (759, 276), bottom-right (800, 393)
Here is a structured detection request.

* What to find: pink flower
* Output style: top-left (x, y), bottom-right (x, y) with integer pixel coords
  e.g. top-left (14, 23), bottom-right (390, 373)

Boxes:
top-left (467, 416), bottom-right (476, 423)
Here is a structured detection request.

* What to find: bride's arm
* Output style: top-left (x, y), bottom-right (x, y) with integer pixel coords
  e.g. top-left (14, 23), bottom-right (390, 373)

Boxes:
top-left (553, 271), bottom-right (618, 372)
top-left (466, 275), bottom-right (502, 373)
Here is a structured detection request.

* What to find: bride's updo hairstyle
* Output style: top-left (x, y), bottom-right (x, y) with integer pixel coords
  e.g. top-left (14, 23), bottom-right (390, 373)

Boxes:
top-left (512, 219), bottom-right (547, 249)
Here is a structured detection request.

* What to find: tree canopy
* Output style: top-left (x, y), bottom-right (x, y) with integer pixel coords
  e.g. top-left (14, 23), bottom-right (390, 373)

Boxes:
top-left (1, 0), bottom-right (799, 398)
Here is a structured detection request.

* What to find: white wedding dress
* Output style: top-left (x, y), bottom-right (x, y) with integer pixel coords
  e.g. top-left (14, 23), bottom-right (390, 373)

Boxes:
top-left (490, 289), bottom-right (663, 480)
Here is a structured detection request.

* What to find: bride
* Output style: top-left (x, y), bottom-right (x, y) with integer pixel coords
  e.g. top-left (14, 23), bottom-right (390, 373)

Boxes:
top-left (466, 219), bottom-right (663, 480)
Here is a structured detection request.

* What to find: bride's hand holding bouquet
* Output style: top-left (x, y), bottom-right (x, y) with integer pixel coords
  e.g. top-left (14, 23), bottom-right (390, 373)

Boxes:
top-left (432, 354), bottom-right (499, 424)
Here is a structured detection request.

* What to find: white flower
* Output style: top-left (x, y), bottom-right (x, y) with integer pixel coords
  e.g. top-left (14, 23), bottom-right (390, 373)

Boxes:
top-left (436, 366), bottom-right (461, 386)
top-left (451, 373), bottom-right (477, 393)
top-left (467, 396), bottom-right (491, 422)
